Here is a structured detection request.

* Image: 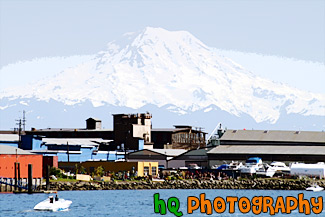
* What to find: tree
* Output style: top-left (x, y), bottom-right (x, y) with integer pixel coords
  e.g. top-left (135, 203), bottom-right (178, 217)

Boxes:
top-left (94, 166), bottom-right (104, 177)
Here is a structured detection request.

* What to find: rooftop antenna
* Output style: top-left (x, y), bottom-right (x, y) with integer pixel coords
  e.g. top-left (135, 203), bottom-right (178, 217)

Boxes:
top-left (15, 118), bottom-right (22, 149)
top-left (15, 110), bottom-right (26, 148)
top-left (22, 110), bottom-right (26, 132)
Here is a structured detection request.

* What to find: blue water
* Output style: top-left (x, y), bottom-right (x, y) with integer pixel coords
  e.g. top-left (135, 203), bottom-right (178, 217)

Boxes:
top-left (0, 189), bottom-right (324, 216)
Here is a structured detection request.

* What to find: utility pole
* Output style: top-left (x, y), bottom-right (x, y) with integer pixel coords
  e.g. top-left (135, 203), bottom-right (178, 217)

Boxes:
top-left (15, 111), bottom-right (26, 149)
top-left (16, 119), bottom-right (22, 149)
top-left (22, 110), bottom-right (26, 132)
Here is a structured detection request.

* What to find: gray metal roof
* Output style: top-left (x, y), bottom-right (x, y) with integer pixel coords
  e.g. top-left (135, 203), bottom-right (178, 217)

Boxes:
top-left (220, 130), bottom-right (325, 143)
top-left (169, 147), bottom-right (214, 160)
top-left (42, 138), bottom-right (112, 147)
top-left (207, 145), bottom-right (325, 155)
top-left (0, 134), bottom-right (19, 142)
top-left (130, 148), bottom-right (187, 157)
top-left (182, 147), bottom-right (214, 156)
top-left (0, 145), bottom-right (35, 155)
top-left (145, 149), bottom-right (187, 156)
top-left (30, 150), bottom-right (82, 154)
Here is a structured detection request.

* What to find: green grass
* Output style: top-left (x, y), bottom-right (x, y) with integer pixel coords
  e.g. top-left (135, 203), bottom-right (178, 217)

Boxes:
top-left (50, 178), bottom-right (78, 182)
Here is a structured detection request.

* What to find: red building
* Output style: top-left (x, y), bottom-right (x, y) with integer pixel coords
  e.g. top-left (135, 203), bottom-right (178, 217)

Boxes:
top-left (43, 156), bottom-right (58, 177)
top-left (0, 145), bottom-right (43, 178)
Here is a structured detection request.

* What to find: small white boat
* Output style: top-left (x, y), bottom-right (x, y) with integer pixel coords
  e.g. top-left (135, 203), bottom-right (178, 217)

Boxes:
top-left (34, 196), bottom-right (72, 211)
top-left (228, 161), bottom-right (244, 170)
top-left (257, 162), bottom-right (291, 177)
top-left (306, 184), bottom-right (324, 192)
top-left (240, 157), bottom-right (264, 174)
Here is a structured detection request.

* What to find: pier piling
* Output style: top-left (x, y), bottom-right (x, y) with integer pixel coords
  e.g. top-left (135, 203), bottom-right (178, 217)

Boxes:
top-left (18, 163), bottom-right (21, 192)
top-left (28, 164), bottom-right (33, 194)
top-left (46, 165), bottom-right (50, 190)
top-left (14, 162), bottom-right (17, 191)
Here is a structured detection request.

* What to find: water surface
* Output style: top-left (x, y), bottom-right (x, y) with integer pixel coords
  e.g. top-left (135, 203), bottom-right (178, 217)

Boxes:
top-left (0, 189), bottom-right (324, 216)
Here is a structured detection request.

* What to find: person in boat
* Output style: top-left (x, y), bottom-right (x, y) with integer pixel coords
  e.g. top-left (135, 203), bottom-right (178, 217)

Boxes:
top-left (49, 196), bottom-right (54, 203)
top-left (55, 193), bottom-right (59, 201)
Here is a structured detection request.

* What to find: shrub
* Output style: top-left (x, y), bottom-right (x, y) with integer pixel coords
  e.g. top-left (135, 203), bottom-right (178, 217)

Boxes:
top-left (50, 167), bottom-right (62, 177)
top-left (94, 166), bottom-right (104, 177)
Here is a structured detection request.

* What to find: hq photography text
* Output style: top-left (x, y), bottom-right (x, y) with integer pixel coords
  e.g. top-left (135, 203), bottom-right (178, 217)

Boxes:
top-left (153, 193), bottom-right (323, 216)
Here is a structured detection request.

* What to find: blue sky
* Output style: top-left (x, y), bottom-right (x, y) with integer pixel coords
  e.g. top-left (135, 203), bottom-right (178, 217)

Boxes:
top-left (0, 0), bottom-right (324, 92)
top-left (1, 0), bottom-right (324, 64)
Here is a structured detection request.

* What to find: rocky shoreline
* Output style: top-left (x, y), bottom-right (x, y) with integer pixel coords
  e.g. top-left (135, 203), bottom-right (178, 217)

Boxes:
top-left (46, 179), bottom-right (325, 191)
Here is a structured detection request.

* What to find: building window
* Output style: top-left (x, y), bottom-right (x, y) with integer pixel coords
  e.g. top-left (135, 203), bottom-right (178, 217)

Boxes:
top-left (152, 167), bottom-right (157, 176)
top-left (144, 166), bottom-right (149, 176)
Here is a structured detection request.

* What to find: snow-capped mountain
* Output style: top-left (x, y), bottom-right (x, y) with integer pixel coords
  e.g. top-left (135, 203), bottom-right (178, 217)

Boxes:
top-left (0, 27), bottom-right (324, 131)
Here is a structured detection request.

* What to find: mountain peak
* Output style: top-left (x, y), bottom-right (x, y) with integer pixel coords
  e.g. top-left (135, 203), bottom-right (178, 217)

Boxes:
top-left (133, 27), bottom-right (207, 49)
top-left (107, 27), bottom-right (208, 54)
top-left (1, 27), bottom-right (324, 128)
top-left (142, 26), bottom-right (168, 34)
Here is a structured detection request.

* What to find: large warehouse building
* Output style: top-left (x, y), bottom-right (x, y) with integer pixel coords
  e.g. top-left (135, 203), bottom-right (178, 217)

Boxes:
top-left (207, 130), bottom-right (325, 167)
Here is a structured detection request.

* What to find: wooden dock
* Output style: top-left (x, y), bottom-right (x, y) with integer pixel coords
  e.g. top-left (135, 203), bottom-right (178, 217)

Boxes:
top-left (0, 177), bottom-right (43, 193)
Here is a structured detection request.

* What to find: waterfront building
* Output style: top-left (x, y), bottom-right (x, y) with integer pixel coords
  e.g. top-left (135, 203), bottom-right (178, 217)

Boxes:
top-left (127, 149), bottom-right (187, 169)
top-left (0, 145), bottom-right (43, 178)
top-left (167, 147), bottom-right (214, 169)
top-left (25, 121), bottom-right (114, 140)
top-left (152, 125), bottom-right (207, 150)
top-left (207, 130), bottom-right (325, 167)
top-left (59, 161), bottom-right (159, 177)
top-left (29, 138), bottom-right (116, 162)
top-left (113, 113), bottom-right (152, 150)
top-left (23, 118), bottom-right (118, 162)
top-left (0, 132), bottom-right (19, 147)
